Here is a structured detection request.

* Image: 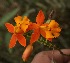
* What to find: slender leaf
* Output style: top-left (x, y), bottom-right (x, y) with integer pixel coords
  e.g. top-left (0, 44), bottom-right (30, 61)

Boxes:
top-left (5, 32), bottom-right (12, 53)
top-left (0, 7), bottom-right (20, 26)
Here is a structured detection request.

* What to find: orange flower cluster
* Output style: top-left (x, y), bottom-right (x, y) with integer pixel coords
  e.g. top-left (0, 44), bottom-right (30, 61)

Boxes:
top-left (5, 10), bottom-right (61, 61)
top-left (5, 16), bottom-right (30, 48)
top-left (28, 10), bottom-right (61, 44)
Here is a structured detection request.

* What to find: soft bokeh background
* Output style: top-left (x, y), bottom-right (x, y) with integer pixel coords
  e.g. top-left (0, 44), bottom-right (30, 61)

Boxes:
top-left (0, 0), bottom-right (70, 63)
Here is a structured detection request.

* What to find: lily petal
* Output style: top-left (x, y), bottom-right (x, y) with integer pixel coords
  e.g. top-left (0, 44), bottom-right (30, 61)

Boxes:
top-left (52, 27), bottom-right (61, 32)
top-left (26, 22), bottom-right (33, 31)
top-left (32, 23), bottom-right (39, 30)
top-left (16, 34), bottom-right (26, 47)
top-left (9, 34), bottom-right (17, 48)
top-left (14, 16), bottom-right (22, 24)
top-left (21, 16), bottom-right (30, 32)
top-left (53, 32), bottom-right (60, 38)
top-left (27, 23), bottom-right (39, 32)
top-left (48, 20), bottom-right (59, 28)
top-left (40, 29), bottom-right (46, 38)
top-left (30, 30), bottom-right (40, 44)
top-left (46, 31), bottom-right (54, 38)
top-left (36, 10), bottom-right (45, 25)
top-left (5, 23), bottom-right (14, 33)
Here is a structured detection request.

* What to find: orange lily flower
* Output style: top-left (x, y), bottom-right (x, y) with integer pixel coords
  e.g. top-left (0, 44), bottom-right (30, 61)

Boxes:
top-left (14, 16), bottom-right (30, 32)
top-left (30, 10), bottom-right (48, 44)
top-left (30, 10), bottom-right (61, 44)
top-left (45, 20), bottom-right (61, 41)
top-left (41, 20), bottom-right (61, 41)
top-left (5, 16), bottom-right (30, 48)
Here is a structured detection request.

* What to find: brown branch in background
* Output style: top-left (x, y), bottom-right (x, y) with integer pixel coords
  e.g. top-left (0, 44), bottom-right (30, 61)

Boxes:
top-left (48, 10), bottom-right (54, 20)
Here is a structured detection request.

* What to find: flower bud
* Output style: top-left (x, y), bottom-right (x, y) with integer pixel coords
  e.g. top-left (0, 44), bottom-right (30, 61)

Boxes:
top-left (22, 44), bottom-right (33, 61)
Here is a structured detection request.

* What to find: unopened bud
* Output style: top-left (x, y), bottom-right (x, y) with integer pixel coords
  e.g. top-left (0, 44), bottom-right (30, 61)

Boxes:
top-left (22, 44), bottom-right (33, 61)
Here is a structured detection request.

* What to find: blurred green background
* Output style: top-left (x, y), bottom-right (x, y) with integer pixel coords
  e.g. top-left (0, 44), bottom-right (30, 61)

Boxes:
top-left (0, 0), bottom-right (70, 63)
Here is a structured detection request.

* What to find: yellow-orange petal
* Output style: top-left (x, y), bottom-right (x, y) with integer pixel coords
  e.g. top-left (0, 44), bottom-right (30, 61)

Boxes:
top-left (21, 16), bottom-right (30, 32)
top-left (53, 32), bottom-right (60, 38)
top-left (48, 20), bottom-right (59, 28)
top-left (5, 23), bottom-right (14, 33)
top-left (22, 16), bottom-right (30, 22)
top-left (46, 31), bottom-right (54, 38)
top-left (16, 34), bottom-right (26, 47)
top-left (36, 10), bottom-right (45, 25)
top-left (30, 30), bottom-right (40, 44)
top-left (52, 27), bottom-right (61, 33)
top-left (21, 24), bottom-right (28, 33)
top-left (14, 16), bottom-right (22, 24)
top-left (22, 44), bottom-right (33, 61)
top-left (14, 26), bottom-right (23, 34)
top-left (9, 34), bottom-right (17, 48)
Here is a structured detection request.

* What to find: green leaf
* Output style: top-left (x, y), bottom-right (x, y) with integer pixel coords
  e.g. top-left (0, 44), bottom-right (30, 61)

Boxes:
top-left (36, 2), bottom-right (47, 10)
top-left (5, 32), bottom-right (12, 53)
top-left (32, 0), bottom-right (40, 3)
top-left (5, 32), bottom-right (11, 47)
top-left (0, 40), bottom-right (2, 46)
top-left (0, 7), bottom-right (20, 27)
top-left (22, 9), bottom-right (35, 16)
top-left (46, 19), bottom-right (51, 23)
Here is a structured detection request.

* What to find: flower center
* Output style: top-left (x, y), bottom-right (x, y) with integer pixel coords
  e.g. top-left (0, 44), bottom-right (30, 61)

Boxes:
top-left (14, 26), bottom-right (23, 34)
top-left (40, 25), bottom-right (51, 31)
